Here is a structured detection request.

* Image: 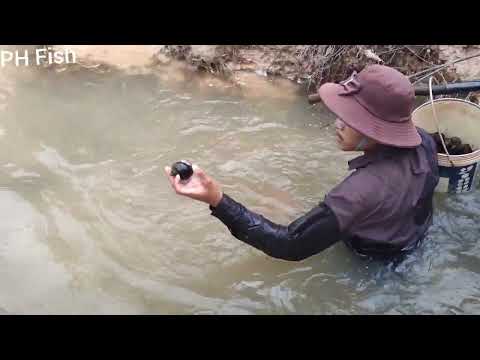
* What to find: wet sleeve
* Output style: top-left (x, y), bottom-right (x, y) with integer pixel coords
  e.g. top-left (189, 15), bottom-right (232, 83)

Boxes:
top-left (209, 194), bottom-right (341, 261)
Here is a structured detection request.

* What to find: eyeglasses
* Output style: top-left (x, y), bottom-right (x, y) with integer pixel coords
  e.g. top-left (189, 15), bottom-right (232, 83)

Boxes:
top-left (335, 118), bottom-right (346, 130)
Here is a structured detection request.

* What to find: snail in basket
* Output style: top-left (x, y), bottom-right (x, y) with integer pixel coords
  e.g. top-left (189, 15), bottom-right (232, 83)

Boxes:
top-left (430, 133), bottom-right (473, 155)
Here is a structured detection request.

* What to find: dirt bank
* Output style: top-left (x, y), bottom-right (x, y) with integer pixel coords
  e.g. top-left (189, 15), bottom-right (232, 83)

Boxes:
top-left (158, 45), bottom-right (467, 89)
top-left (51, 45), bottom-right (480, 97)
top-left (52, 45), bottom-right (303, 101)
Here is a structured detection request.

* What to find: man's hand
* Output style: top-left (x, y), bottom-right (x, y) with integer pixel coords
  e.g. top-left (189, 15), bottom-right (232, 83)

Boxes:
top-left (164, 164), bottom-right (223, 207)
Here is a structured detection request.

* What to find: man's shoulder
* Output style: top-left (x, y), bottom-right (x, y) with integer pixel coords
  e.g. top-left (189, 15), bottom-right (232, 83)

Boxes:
top-left (326, 166), bottom-right (385, 205)
top-left (324, 166), bottom-right (386, 232)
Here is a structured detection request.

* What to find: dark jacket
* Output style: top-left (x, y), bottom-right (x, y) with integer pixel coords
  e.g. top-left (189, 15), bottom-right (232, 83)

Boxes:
top-left (210, 128), bottom-right (439, 261)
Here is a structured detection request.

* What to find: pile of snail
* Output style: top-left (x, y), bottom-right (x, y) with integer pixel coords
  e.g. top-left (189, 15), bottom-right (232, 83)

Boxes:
top-left (430, 133), bottom-right (474, 155)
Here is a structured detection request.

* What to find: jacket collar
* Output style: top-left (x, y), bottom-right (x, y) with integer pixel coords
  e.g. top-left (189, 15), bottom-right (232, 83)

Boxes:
top-left (347, 143), bottom-right (429, 174)
top-left (348, 144), bottom-right (401, 170)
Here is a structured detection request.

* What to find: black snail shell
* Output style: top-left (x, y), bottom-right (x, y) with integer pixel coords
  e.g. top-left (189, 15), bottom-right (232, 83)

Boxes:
top-left (450, 137), bottom-right (462, 146)
top-left (170, 160), bottom-right (194, 180)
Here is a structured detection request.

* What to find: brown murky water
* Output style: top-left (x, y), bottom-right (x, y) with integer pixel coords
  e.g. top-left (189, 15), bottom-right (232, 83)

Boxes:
top-left (0, 56), bottom-right (479, 314)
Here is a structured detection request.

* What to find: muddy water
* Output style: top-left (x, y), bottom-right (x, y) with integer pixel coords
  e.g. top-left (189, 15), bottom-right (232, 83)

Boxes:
top-left (0, 63), bottom-right (480, 315)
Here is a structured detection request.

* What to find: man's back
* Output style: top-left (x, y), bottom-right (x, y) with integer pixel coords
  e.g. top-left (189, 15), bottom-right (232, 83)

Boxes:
top-left (325, 128), bottom-right (440, 257)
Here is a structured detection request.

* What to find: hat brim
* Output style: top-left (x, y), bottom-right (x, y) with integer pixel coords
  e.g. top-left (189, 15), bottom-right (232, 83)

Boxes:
top-left (318, 83), bottom-right (421, 148)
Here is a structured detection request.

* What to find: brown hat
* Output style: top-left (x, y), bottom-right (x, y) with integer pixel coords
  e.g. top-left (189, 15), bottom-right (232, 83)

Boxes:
top-left (318, 64), bottom-right (421, 148)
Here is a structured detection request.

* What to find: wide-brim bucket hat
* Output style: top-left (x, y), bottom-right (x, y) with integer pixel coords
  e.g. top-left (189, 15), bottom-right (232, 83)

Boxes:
top-left (318, 64), bottom-right (421, 148)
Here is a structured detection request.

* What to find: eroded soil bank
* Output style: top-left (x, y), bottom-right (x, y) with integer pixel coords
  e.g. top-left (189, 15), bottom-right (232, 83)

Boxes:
top-left (48, 45), bottom-right (480, 98)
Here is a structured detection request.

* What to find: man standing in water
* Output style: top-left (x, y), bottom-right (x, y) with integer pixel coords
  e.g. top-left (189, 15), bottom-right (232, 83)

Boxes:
top-left (165, 65), bottom-right (439, 261)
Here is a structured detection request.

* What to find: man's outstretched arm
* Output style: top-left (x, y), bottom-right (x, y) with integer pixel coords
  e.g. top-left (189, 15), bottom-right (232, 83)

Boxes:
top-left (164, 164), bottom-right (341, 261)
top-left (210, 194), bottom-right (341, 261)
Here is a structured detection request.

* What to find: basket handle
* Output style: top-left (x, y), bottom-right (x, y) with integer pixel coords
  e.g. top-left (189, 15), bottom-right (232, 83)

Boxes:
top-left (429, 76), bottom-right (455, 167)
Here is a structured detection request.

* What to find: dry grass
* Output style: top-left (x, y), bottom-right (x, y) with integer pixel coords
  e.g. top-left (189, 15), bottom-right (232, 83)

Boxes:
top-left (296, 45), bottom-right (457, 90)
top-left (158, 45), bottom-right (463, 91)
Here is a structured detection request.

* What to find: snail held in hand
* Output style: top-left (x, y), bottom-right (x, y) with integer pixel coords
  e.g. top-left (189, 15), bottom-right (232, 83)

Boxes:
top-left (170, 160), bottom-right (194, 181)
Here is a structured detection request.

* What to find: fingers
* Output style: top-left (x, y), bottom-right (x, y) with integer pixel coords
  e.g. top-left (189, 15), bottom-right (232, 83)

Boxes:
top-left (194, 165), bottom-right (214, 187)
top-left (170, 174), bottom-right (183, 194)
top-left (174, 174), bottom-right (181, 187)
top-left (192, 164), bottom-right (207, 180)
top-left (164, 166), bottom-right (171, 178)
top-left (164, 166), bottom-right (182, 193)
top-left (173, 175), bottom-right (197, 197)
top-left (164, 166), bottom-right (175, 187)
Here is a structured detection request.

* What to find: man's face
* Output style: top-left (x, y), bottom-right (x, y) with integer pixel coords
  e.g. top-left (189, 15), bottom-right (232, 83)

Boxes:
top-left (335, 118), bottom-right (366, 151)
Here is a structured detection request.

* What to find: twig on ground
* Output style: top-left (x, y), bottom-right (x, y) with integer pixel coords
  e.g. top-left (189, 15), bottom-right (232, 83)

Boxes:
top-left (404, 46), bottom-right (435, 65)
top-left (410, 52), bottom-right (480, 84)
top-left (377, 46), bottom-right (404, 56)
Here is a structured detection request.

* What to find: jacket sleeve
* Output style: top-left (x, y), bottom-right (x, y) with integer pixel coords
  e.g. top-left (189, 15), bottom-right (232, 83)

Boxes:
top-left (209, 194), bottom-right (341, 261)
